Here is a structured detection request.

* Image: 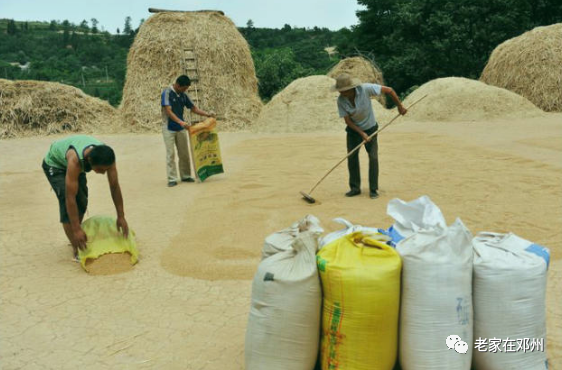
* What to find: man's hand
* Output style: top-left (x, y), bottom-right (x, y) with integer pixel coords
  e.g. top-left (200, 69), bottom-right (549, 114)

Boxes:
top-left (181, 121), bottom-right (190, 129)
top-left (116, 217), bottom-right (129, 238)
top-left (72, 228), bottom-right (88, 250)
top-left (361, 131), bottom-right (371, 142)
top-left (208, 111), bottom-right (216, 118)
top-left (398, 105), bottom-right (408, 115)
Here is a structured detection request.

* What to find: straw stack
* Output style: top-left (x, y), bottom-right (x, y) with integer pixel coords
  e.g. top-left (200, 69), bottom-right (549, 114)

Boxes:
top-left (0, 79), bottom-right (118, 139)
top-left (120, 11), bottom-right (263, 131)
top-left (328, 56), bottom-right (386, 106)
top-left (480, 23), bottom-right (562, 112)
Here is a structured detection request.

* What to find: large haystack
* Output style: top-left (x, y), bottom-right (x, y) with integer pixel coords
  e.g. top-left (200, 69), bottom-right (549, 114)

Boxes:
top-left (0, 79), bottom-right (118, 139)
top-left (255, 75), bottom-right (393, 133)
top-left (328, 56), bottom-right (386, 106)
top-left (120, 11), bottom-right (262, 131)
top-left (402, 77), bottom-right (544, 122)
top-left (480, 23), bottom-right (562, 112)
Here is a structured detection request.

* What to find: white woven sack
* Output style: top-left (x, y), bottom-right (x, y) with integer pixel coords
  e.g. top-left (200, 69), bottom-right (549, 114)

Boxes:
top-left (392, 196), bottom-right (473, 370)
top-left (245, 231), bottom-right (322, 370)
top-left (472, 232), bottom-right (549, 370)
top-left (319, 217), bottom-right (384, 247)
top-left (262, 214), bottom-right (323, 259)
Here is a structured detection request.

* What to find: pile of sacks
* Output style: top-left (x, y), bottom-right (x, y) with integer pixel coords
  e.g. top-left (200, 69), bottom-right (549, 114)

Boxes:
top-left (245, 196), bottom-right (550, 370)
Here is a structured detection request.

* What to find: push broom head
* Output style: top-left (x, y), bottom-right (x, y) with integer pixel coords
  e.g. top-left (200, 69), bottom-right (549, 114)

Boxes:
top-left (300, 191), bottom-right (316, 204)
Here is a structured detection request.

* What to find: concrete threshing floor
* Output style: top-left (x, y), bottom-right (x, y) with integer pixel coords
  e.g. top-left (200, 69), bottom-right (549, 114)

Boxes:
top-left (1, 114), bottom-right (561, 369)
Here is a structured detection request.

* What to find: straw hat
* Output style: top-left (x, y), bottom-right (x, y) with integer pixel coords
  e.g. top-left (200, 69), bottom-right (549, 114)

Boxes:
top-left (332, 73), bottom-right (361, 92)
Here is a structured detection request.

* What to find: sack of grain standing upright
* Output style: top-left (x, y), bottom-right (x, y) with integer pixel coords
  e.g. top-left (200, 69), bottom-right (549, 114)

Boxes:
top-left (472, 232), bottom-right (549, 370)
top-left (262, 214), bottom-right (323, 259)
top-left (317, 231), bottom-right (402, 370)
top-left (390, 196), bottom-right (473, 370)
top-left (245, 230), bottom-right (322, 370)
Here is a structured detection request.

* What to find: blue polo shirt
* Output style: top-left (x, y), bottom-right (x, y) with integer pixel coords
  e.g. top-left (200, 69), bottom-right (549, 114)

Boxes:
top-left (161, 86), bottom-right (195, 131)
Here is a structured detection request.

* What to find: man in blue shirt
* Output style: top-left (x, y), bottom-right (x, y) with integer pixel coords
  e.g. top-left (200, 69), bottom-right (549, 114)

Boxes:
top-left (161, 75), bottom-right (215, 187)
top-left (335, 73), bottom-right (407, 199)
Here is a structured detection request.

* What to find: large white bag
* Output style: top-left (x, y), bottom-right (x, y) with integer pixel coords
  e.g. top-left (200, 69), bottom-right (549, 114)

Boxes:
top-left (245, 230), bottom-right (322, 370)
top-left (472, 232), bottom-right (549, 370)
top-left (319, 217), bottom-right (384, 247)
top-left (391, 196), bottom-right (473, 370)
top-left (262, 214), bottom-right (323, 259)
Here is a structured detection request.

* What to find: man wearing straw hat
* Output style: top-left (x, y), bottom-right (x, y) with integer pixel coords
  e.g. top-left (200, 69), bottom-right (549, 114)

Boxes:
top-left (334, 73), bottom-right (407, 199)
top-left (161, 75), bottom-right (216, 187)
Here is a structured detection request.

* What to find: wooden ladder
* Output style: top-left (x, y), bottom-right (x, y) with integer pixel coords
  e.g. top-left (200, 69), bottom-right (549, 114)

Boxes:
top-left (182, 47), bottom-right (204, 124)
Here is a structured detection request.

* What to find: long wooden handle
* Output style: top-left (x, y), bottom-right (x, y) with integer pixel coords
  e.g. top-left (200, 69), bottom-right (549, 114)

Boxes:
top-left (307, 94), bottom-right (428, 195)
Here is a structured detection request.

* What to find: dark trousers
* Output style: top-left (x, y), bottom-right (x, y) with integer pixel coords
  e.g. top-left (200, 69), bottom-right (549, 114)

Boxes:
top-left (346, 126), bottom-right (378, 193)
top-left (42, 160), bottom-right (88, 223)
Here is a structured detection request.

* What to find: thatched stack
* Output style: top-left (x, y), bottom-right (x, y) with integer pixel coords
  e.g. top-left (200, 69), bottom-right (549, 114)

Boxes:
top-left (120, 11), bottom-right (262, 131)
top-left (0, 79), bottom-right (118, 139)
top-left (480, 23), bottom-right (562, 112)
top-left (328, 56), bottom-right (386, 106)
top-left (255, 75), bottom-right (393, 133)
top-left (402, 77), bottom-right (544, 122)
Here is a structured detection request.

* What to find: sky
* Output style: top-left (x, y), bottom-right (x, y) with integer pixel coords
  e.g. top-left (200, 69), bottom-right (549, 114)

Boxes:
top-left (0, 0), bottom-right (364, 32)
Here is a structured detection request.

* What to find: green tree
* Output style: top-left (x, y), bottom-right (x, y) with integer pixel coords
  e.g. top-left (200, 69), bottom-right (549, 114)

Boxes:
top-left (70, 31), bottom-right (80, 50)
top-left (90, 18), bottom-right (99, 34)
top-left (348, 0), bottom-right (562, 96)
top-left (62, 20), bottom-right (71, 47)
top-left (79, 20), bottom-right (89, 33)
top-left (123, 16), bottom-right (133, 35)
top-left (7, 20), bottom-right (18, 35)
top-left (254, 48), bottom-right (312, 100)
top-left (17, 50), bottom-right (27, 65)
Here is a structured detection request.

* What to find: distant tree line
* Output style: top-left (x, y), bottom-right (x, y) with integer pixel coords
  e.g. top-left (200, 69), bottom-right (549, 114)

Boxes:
top-left (1, 1), bottom-right (560, 106)
top-left (0, 17), bottom-right (143, 106)
top-left (339, 0), bottom-right (562, 97)
top-left (240, 23), bottom-right (349, 100)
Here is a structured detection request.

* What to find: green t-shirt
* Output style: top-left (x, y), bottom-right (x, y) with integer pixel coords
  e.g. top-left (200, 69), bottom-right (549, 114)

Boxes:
top-left (44, 135), bottom-right (103, 172)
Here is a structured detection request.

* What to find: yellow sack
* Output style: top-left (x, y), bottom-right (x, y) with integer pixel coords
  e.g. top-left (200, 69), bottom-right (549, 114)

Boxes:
top-left (317, 232), bottom-right (401, 370)
top-left (188, 117), bottom-right (224, 181)
top-left (78, 215), bottom-right (139, 272)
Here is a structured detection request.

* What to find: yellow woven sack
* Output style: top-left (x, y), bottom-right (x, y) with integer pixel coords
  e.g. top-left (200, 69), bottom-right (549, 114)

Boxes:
top-left (317, 232), bottom-right (401, 370)
top-left (188, 117), bottom-right (224, 181)
top-left (78, 215), bottom-right (139, 272)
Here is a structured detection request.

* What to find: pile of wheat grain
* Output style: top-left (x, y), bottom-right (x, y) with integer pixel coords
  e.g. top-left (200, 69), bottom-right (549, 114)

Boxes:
top-left (402, 77), bottom-right (544, 122)
top-left (255, 75), bottom-right (393, 133)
